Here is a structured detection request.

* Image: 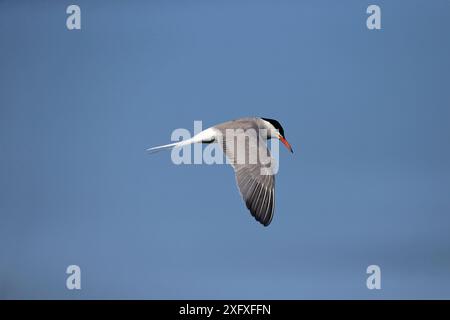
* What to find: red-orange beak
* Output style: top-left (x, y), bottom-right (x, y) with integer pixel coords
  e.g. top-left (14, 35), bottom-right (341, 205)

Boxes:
top-left (279, 135), bottom-right (293, 153)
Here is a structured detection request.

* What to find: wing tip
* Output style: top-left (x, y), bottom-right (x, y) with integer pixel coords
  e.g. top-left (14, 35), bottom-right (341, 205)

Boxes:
top-left (249, 206), bottom-right (274, 227)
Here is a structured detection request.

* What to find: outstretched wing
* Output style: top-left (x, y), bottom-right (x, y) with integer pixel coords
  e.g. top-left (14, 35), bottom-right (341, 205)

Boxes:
top-left (216, 122), bottom-right (276, 226)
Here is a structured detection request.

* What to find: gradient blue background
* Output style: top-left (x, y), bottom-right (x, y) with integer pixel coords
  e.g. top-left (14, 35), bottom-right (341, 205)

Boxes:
top-left (1, 0), bottom-right (450, 299)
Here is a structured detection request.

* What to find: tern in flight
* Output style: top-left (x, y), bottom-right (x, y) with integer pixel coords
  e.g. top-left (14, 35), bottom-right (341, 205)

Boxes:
top-left (148, 117), bottom-right (293, 226)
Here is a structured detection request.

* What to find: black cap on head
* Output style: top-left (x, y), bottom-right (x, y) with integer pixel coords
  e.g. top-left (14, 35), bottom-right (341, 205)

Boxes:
top-left (261, 118), bottom-right (285, 137)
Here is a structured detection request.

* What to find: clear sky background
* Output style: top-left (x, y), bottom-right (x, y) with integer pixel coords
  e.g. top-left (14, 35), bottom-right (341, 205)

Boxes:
top-left (1, 0), bottom-right (450, 299)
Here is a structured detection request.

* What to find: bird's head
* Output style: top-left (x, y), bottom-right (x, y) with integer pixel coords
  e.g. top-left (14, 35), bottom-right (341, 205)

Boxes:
top-left (261, 117), bottom-right (293, 153)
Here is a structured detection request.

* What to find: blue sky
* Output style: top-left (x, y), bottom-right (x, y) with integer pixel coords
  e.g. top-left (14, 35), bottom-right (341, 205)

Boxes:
top-left (1, 0), bottom-right (450, 299)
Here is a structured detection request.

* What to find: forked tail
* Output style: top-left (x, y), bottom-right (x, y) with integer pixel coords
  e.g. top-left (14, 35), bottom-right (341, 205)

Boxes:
top-left (147, 127), bottom-right (217, 154)
top-left (146, 142), bottom-right (181, 154)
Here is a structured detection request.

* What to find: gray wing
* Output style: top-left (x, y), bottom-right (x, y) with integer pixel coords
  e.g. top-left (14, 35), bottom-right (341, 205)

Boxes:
top-left (234, 161), bottom-right (275, 226)
top-left (216, 121), bottom-right (276, 226)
